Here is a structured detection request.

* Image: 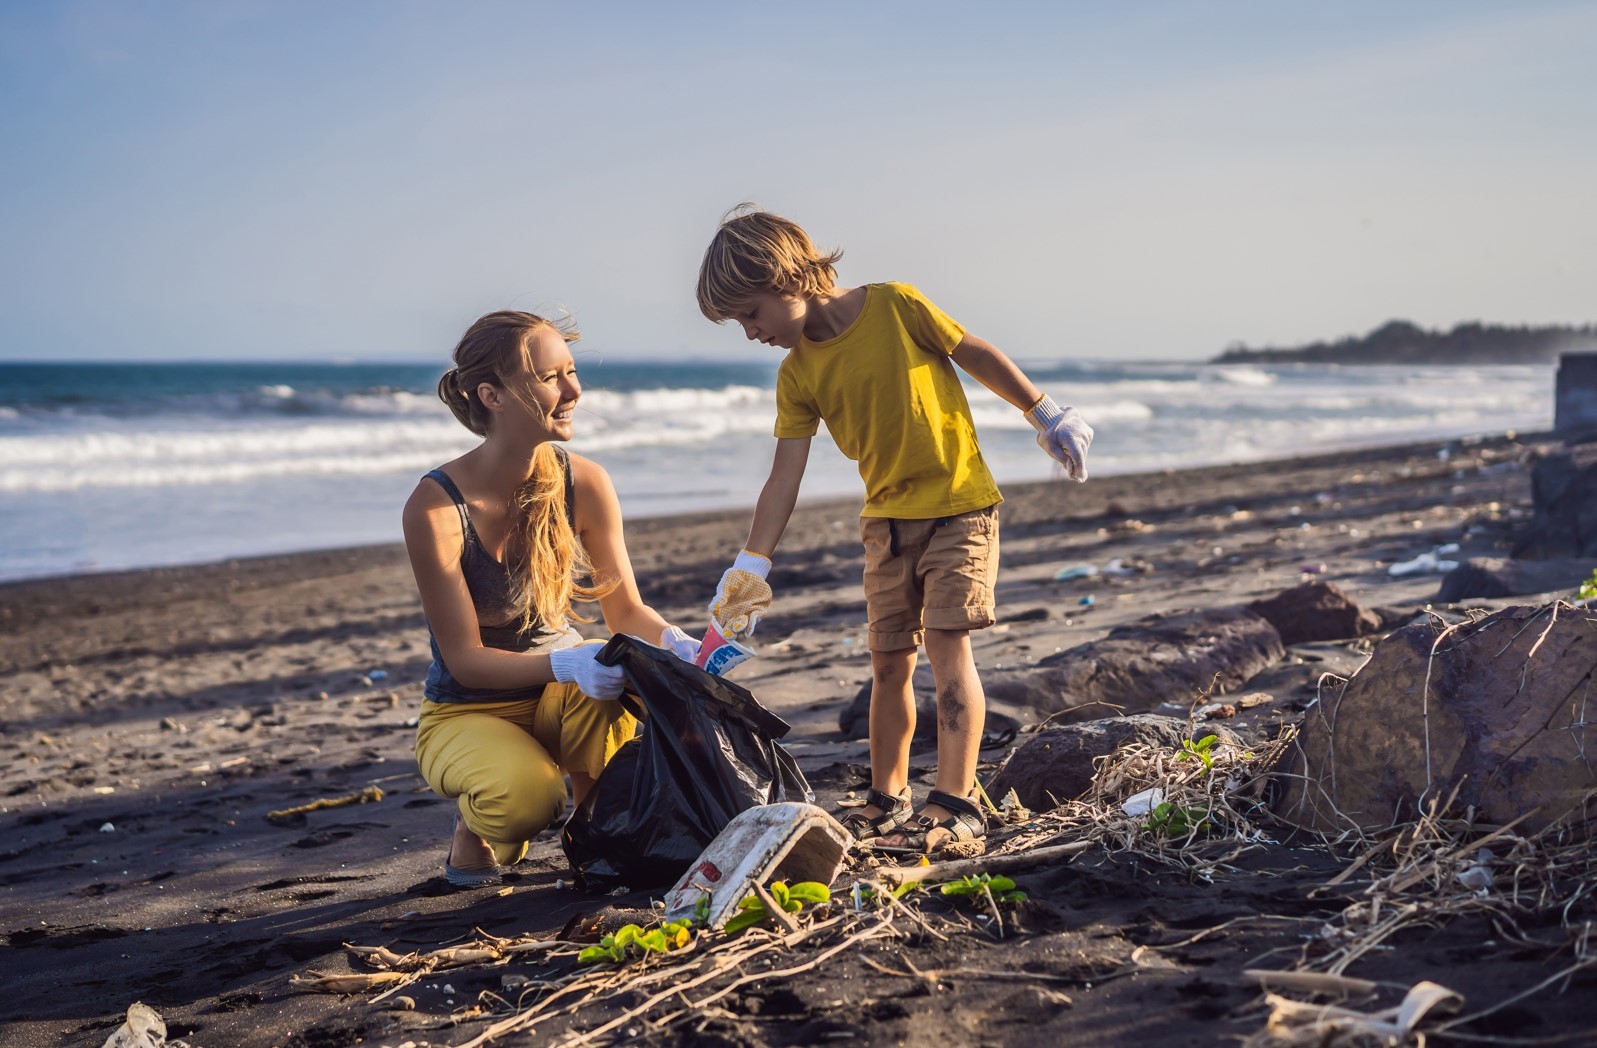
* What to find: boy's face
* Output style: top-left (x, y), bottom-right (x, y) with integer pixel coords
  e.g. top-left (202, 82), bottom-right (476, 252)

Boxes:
top-left (732, 292), bottom-right (806, 350)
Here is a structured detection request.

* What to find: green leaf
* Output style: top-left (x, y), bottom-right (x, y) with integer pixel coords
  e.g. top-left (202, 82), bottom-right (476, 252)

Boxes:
top-left (736, 895), bottom-right (766, 912)
top-left (768, 882), bottom-right (790, 907)
top-left (638, 929), bottom-right (668, 953)
top-left (723, 909), bottom-right (767, 935)
top-left (577, 945), bottom-right (611, 964)
top-left (987, 876), bottom-right (1017, 893)
top-left (786, 882), bottom-right (831, 904)
top-left (614, 925), bottom-right (640, 947)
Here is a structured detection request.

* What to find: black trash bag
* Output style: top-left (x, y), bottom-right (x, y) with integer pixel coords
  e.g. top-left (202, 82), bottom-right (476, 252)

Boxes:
top-left (560, 633), bottom-right (813, 892)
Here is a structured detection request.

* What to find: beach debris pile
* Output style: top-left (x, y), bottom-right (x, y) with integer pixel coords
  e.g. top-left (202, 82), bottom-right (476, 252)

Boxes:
top-left (985, 712), bottom-right (1244, 814)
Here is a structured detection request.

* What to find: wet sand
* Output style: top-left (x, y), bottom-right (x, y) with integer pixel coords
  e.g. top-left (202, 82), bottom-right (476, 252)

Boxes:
top-left (2, 432), bottom-right (1590, 1046)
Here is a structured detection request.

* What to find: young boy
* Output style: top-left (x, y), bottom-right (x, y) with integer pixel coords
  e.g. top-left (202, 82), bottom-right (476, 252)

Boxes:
top-left (696, 206), bottom-right (1093, 853)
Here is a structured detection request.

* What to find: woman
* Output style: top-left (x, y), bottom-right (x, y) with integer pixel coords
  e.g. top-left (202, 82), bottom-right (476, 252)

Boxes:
top-left (403, 309), bottom-right (697, 887)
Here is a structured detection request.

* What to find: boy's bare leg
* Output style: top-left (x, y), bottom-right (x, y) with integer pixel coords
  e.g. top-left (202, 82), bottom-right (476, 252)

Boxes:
top-left (880, 626), bottom-right (985, 850)
top-left (864, 646), bottom-right (918, 819)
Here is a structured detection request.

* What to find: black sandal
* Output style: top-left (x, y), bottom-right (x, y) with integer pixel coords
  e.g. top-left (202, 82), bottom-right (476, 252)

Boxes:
top-left (873, 789), bottom-right (986, 856)
top-left (838, 786), bottom-right (914, 842)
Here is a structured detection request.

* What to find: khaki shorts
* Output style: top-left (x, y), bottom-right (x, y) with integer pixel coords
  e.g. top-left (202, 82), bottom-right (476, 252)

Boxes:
top-left (860, 505), bottom-right (1000, 651)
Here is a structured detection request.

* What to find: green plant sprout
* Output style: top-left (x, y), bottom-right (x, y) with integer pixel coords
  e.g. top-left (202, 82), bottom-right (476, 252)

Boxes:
top-left (850, 881), bottom-right (923, 909)
top-left (1578, 569), bottom-right (1597, 603)
top-left (1146, 801), bottom-right (1210, 838)
top-left (939, 873), bottom-right (1027, 905)
top-left (577, 918), bottom-right (695, 965)
top-left (1175, 734), bottom-right (1220, 770)
top-left (723, 880), bottom-right (831, 935)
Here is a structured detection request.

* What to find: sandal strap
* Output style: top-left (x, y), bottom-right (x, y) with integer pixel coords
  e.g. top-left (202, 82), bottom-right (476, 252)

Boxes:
top-left (926, 789), bottom-right (983, 821)
top-left (864, 786), bottom-right (911, 815)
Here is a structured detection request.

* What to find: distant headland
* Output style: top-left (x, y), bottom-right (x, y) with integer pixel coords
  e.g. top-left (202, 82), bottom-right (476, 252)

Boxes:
top-left (1213, 320), bottom-right (1597, 365)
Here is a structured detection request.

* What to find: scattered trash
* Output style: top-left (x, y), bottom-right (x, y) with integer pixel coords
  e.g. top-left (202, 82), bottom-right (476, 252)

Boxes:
top-left (1078, 595), bottom-right (1095, 607)
top-left (660, 802), bottom-right (850, 931)
top-left (1388, 544), bottom-right (1462, 577)
top-left (1053, 564), bottom-right (1098, 581)
top-left (1456, 847), bottom-right (1495, 891)
top-left (99, 822), bottom-right (115, 833)
top-left (367, 669), bottom-right (388, 681)
top-left (1102, 558), bottom-right (1136, 577)
top-left (266, 785), bottom-right (384, 824)
top-left (102, 1001), bottom-right (169, 1048)
top-left (1121, 787), bottom-right (1165, 817)
top-left (1300, 563), bottom-right (1327, 574)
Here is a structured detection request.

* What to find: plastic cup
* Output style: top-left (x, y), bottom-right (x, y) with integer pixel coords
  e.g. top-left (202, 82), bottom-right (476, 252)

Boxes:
top-left (695, 620), bottom-right (756, 675)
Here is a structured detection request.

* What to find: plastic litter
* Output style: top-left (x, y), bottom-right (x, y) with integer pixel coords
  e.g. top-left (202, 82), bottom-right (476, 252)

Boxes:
top-left (367, 669), bottom-right (388, 681)
top-left (1388, 543), bottom-right (1461, 577)
top-left (102, 1002), bottom-right (167, 1048)
top-left (1053, 564), bottom-right (1098, 581)
top-left (562, 634), bottom-right (812, 892)
top-left (1078, 595), bottom-right (1095, 607)
top-left (1122, 787), bottom-right (1165, 817)
top-left (694, 619), bottom-right (755, 674)
top-left (660, 802), bottom-right (850, 931)
top-left (1102, 558), bottom-right (1135, 577)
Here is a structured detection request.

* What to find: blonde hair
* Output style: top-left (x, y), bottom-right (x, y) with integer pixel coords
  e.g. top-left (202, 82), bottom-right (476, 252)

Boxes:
top-left (437, 310), bottom-right (613, 633)
top-left (696, 204), bottom-right (843, 322)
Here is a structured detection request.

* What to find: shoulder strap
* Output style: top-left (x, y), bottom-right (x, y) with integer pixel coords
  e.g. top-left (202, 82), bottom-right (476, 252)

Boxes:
top-left (552, 446), bottom-right (576, 531)
top-left (423, 468), bottom-right (473, 550)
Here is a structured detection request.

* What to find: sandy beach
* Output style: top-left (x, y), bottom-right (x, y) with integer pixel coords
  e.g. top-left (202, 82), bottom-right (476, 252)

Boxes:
top-left (3, 432), bottom-right (1592, 1047)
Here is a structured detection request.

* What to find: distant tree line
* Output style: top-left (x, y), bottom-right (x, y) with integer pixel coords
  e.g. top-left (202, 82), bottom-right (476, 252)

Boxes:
top-left (1213, 320), bottom-right (1597, 365)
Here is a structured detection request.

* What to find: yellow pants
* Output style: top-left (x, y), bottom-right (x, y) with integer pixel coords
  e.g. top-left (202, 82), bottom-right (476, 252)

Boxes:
top-left (415, 683), bottom-right (638, 864)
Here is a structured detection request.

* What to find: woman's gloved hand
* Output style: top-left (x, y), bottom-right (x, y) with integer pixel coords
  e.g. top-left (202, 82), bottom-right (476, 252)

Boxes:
top-left (1025, 395), bottom-right (1094, 482)
top-left (659, 624), bottom-right (701, 662)
top-left (709, 549), bottom-right (772, 638)
top-left (549, 642), bottom-right (628, 700)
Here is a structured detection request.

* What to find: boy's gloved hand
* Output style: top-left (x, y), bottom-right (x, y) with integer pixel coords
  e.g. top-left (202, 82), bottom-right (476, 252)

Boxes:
top-left (1025, 395), bottom-right (1094, 482)
top-left (709, 550), bottom-right (772, 638)
top-left (549, 642), bottom-right (628, 700)
top-left (659, 625), bottom-right (700, 662)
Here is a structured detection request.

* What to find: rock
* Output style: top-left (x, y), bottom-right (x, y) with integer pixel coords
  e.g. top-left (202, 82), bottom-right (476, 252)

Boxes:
top-left (1514, 441), bottom-right (1597, 559)
top-left (1555, 352), bottom-right (1597, 437)
top-left (1436, 557), bottom-right (1597, 602)
top-left (1274, 604), bottom-right (1597, 834)
top-left (1247, 581), bottom-right (1381, 645)
top-left (983, 607), bottom-right (1285, 722)
top-left (986, 714), bottom-right (1245, 812)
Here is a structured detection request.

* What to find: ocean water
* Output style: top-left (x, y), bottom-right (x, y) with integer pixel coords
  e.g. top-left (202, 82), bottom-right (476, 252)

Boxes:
top-left (0, 359), bottom-right (1555, 582)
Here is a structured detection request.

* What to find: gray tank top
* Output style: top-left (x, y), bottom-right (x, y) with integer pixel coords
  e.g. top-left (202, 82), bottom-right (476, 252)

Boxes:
top-left (422, 449), bottom-right (583, 704)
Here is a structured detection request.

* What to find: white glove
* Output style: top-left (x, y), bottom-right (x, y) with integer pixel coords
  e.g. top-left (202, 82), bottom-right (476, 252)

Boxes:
top-left (1026, 395), bottom-right (1094, 482)
top-left (659, 624), bottom-right (700, 662)
top-left (709, 550), bottom-right (773, 638)
top-left (549, 642), bottom-right (628, 700)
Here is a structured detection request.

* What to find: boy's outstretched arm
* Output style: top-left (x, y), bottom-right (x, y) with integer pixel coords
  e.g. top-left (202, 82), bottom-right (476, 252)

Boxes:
top-left (709, 436), bottom-right (811, 637)
top-left (951, 333), bottom-right (1095, 481)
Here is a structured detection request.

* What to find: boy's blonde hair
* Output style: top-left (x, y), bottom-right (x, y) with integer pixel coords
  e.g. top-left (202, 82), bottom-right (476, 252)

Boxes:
top-left (696, 204), bottom-right (843, 321)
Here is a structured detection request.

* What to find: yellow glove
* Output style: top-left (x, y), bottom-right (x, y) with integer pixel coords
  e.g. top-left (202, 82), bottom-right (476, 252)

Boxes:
top-left (709, 550), bottom-right (773, 638)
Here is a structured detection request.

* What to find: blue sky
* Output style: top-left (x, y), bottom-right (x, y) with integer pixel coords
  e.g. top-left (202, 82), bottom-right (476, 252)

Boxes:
top-left (1, 1), bottom-right (1593, 362)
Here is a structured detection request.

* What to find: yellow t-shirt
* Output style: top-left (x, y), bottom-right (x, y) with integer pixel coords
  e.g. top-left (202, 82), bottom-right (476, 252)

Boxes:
top-left (774, 282), bottom-right (1002, 519)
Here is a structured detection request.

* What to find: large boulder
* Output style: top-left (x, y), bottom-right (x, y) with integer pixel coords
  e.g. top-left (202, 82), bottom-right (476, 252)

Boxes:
top-left (1514, 442), bottom-right (1597, 559)
top-left (1275, 604), bottom-right (1597, 834)
top-left (986, 714), bottom-right (1244, 812)
top-left (983, 607), bottom-right (1285, 722)
top-left (1247, 581), bottom-right (1381, 645)
top-left (1436, 557), bottom-right (1597, 602)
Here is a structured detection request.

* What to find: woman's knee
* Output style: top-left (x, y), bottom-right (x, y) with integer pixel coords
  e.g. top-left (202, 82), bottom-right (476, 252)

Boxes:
top-left (465, 759), bottom-right (567, 842)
